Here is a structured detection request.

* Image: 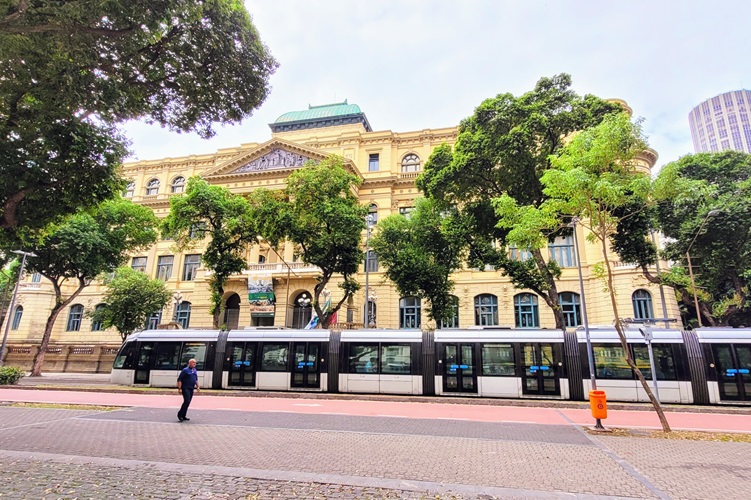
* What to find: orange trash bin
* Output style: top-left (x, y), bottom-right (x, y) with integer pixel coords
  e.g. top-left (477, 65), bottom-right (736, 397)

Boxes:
top-left (589, 390), bottom-right (607, 420)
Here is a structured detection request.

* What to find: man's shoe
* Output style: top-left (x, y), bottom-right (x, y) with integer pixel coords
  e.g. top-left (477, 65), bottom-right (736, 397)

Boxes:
top-left (178, 416), bottom-right (184, 422)
top-left (183, 417), bottom-right (190, 421)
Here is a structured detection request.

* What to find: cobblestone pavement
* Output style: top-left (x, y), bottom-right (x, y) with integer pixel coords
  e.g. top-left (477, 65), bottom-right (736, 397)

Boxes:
top-left (0, 405), bottom-right (749, 499)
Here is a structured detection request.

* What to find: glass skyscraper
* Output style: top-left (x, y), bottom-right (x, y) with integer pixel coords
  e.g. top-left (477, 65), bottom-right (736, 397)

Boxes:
top-left (689, 90), bottom-right (751, 153)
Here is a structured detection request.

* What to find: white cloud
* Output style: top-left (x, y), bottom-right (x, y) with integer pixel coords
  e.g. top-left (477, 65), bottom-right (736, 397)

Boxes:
top-left (123, 0), bottom-right (751, 171)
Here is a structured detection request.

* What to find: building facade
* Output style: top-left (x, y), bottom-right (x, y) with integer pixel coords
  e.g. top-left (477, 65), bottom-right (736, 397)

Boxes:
top-left (2, 101), bottom-right (680, 369)
top-left (689, 90), bottom-right (751, 153)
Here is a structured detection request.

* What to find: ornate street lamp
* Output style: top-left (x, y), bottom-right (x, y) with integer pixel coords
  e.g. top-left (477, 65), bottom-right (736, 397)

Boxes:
top-left (1, 250), bottom-right (36, 366)
top-left (367, 289), bottom-right (378, 328)
top-left (172, 290), bottom-right (183, 324)
top-left (686, 210), bottom-right (720, 328)
top-left (363, 214), bottom-right (374, 328)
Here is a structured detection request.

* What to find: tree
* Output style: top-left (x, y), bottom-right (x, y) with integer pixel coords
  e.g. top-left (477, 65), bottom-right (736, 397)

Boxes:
top-left (0, 259), bottom-right (20, 329)
top-left (525, 112), bottom-right (670, 431)
top-left (162, 177), bottom-right (258, 328)
top-left (652, 151), bottom-right (751, 327)
top-left (417, 74), bottom-right (621, 329)
top-left (250, 157), bottom-right (367, 328)
top-left (1, 0), bottom-right (278, 233)
top-left (14, 199), bottom-right (159, 375)
top-left (370, 197), bottom-right (467, 324)
top-left (90, 267), bottom-right (172, 342)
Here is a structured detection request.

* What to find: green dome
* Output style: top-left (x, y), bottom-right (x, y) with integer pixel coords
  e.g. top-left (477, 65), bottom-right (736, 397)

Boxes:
top-left (274, 100), bottom-right (364, 123)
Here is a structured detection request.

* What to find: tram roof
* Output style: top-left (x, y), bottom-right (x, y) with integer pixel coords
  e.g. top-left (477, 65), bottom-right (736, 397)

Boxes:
top-left (340, 329), bottom-right (423, 342)
top-left (435, 328), bottom-right (565, 343)
top-left (227, 328), bottom-right (330, 342)
top-left (695, 327), bottom-right (751, 343)
top-left (125, 329), bottom-right (221, 342)
top-left (576, 326), bottom-right (684, 343)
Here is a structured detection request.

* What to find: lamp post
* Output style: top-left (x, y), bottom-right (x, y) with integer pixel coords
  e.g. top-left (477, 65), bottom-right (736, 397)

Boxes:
top-left (650, 230), bottom-right (670, 328)
top-left (367, 289), bottom-right (378, 328)
top-left (686, 210), bottom-right (720, 328)
top-left (172, 291), bottom-right (183, 324)
top-left (297, 292), bottom-right (311, 328)
top-left (624, 317), bottom-right (677, 404)
top-left (1, 250), bottom-right (36, 367)
top-left (568, 218), bottom-right (603, 429)
top-left (363, 214), bottom-right (374, 328)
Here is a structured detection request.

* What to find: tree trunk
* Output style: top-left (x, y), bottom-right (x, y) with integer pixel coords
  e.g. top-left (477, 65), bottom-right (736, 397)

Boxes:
top-left (599, 229), bottom-right (671, 432)
top-left (531, 249), bottom-right (566, 330)
top-left (30, 280), bottom-right (85, 377)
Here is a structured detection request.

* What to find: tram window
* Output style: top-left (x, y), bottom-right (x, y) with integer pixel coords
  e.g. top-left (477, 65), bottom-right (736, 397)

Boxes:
top-left (592, 344), bottom-right (632, 379)
top-left (113, 343), bottom-right (136, 369)
top-left (155, 342), bottom-right (181, 370)
top-left (260, 343), bottom-right (288, 371)
top-left (348, 344), bottom-right (379, 373)
top-left (632, 345), bottom-right (677, 381)
top-left (180, 342), bottom-right (207, 370)
top-left (481, 344), bottom-right (515, 376)
top-left (381, 344), bottom-right (411, 374)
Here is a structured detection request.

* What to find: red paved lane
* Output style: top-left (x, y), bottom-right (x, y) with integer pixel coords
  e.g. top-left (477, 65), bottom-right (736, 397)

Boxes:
top-left (2, 388), bottom-right (749, 433)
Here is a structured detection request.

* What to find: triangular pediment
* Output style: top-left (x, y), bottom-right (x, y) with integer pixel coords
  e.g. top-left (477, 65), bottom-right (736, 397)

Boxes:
top-left (204, 138), bottom-right (333, 179)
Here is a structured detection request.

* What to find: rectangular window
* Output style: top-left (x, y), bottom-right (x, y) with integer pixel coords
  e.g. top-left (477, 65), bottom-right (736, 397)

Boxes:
top-left (368, 153), bottom-right (380, 172)
top-left (182, 254), bottom-right (201, 281)
top-left (592, 344), bottom-right (633, 379)
top-left (260, 343), bottom-right (288, 371)
top-left (131, 257), bottom-right (147, 273)
top-left (31, 272), bottom-right (42, 283)
top-left (180, 342), bottom-right (208, 370)
top-left (632, 344), bottom-right (678, 381)
top-left (348, 343), bottom-right (379, 373)
top-left (509, 246), bottom-right (532, 262)
top-left (381, 344), bottom-right (411, 374)
top-left (548, 236), bottom-right (574, 267)
top-left (481, 344), bottom-right (515, 376)
top-left (157, 255), bottom-right (174, 281)
top-left (154, 342), bottom-right (181, 370)
top-left (365, 250), bottom-right (378, 272)
top-left (398, 207), bottom-right (414, 219)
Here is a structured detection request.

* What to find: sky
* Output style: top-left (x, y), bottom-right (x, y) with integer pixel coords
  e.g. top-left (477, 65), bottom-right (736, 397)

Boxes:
top-left (122, 0), bottom-right (751, 172)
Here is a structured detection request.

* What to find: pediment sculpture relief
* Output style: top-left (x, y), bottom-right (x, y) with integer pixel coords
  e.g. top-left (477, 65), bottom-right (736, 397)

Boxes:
top-left (232, 148), bottom-right (313, 173)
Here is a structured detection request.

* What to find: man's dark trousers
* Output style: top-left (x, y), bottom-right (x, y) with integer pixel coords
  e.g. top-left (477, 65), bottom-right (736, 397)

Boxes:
top-left (178, 387), bottom-right (194, 420)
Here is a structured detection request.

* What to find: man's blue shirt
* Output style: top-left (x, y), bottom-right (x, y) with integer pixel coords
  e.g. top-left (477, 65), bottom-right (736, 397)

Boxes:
top-left (178, 366), bottom-right (198, 389)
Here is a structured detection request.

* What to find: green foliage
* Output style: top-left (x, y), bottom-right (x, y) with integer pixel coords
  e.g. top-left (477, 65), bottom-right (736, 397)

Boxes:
top-left (91, 267), bottom-right (172, 341)
top-left (370, 198), bottom-right (467, 323)
top-left (0, 366), bottom-right (25, 385)
top-left (250, 157), bottom-right (367, 327)
top-left (0, 0), bottom-right (277, 232)
top-left (415, 74), bottom-right (621, 328)
top-left (162, 177), bottom-right (257, 326)
top-left (7, 198), bottom-right (160, 375)
top-left (653, 151), bottom-right (751, 326)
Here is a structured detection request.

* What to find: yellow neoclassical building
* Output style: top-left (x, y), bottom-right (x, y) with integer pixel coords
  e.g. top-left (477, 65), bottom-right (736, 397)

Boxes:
top-left (2, 100), bottom-right (680, 368)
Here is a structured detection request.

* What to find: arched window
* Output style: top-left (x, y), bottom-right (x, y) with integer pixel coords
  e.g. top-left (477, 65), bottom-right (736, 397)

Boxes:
top-left (146, 178), bottom-right (160, 196)
top-left (399, 296), bottom-right (421, 329)
top-left (365, 250), bottom-right (378, 272)
top-left (91, 303), bottom-right (107, 331)
top-left (559, 292), bottom-right (581, 327)
top-left (258, 254), bottom-right (266, 264)
top-left (514, 293), bottom-right (539, 328)
top-left (66, 304), bottom-right (84, 331)
top-left (401, 153), bottom-right (421, 172)
top-left (440, 295), bottom-right (459, 329)
top-left (632, 290), bottom-right (654, 320)
top-left (175, 301), bottom-right (191, 329)
top-left (368, 204), bottom-right (378, 224)
top-left (171, 176), bottom-right (186, 194)
top-left (223, 293), bottom-right (241, 331)
top-left (474, 294), bottom-right (499, 326)
top-left (124, 181), bottom-right (135, 198)
top-left (11, 305), bottom-right (23, 330)
top-left (292, 292), bottom-right (312, 329)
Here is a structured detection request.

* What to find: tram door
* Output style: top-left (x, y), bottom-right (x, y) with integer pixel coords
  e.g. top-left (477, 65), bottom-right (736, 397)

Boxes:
top-left (712, 344), bottom-right (751, 401)
top-left (228, 342), bottom-right (256, 387)
top-left (134, 342), bottom-right (155, 384)
top-left (291, 342), bottom-right (321, 388)
top-left (442, 344), bottom-right (477, 393)
top-left (521, 343), bottom-right (560, 396)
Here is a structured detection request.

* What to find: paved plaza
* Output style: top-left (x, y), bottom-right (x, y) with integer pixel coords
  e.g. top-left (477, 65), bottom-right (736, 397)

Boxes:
top-left (1, 388), bottom-right (751, 500)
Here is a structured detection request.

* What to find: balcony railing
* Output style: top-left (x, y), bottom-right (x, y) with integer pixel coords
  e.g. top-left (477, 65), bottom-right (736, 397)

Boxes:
top-left (243, 262), bottom-right (321, 275)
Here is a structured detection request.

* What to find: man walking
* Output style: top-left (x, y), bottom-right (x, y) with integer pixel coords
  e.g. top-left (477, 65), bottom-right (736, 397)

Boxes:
top-left (177, 358), bottom-right (199, 422)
